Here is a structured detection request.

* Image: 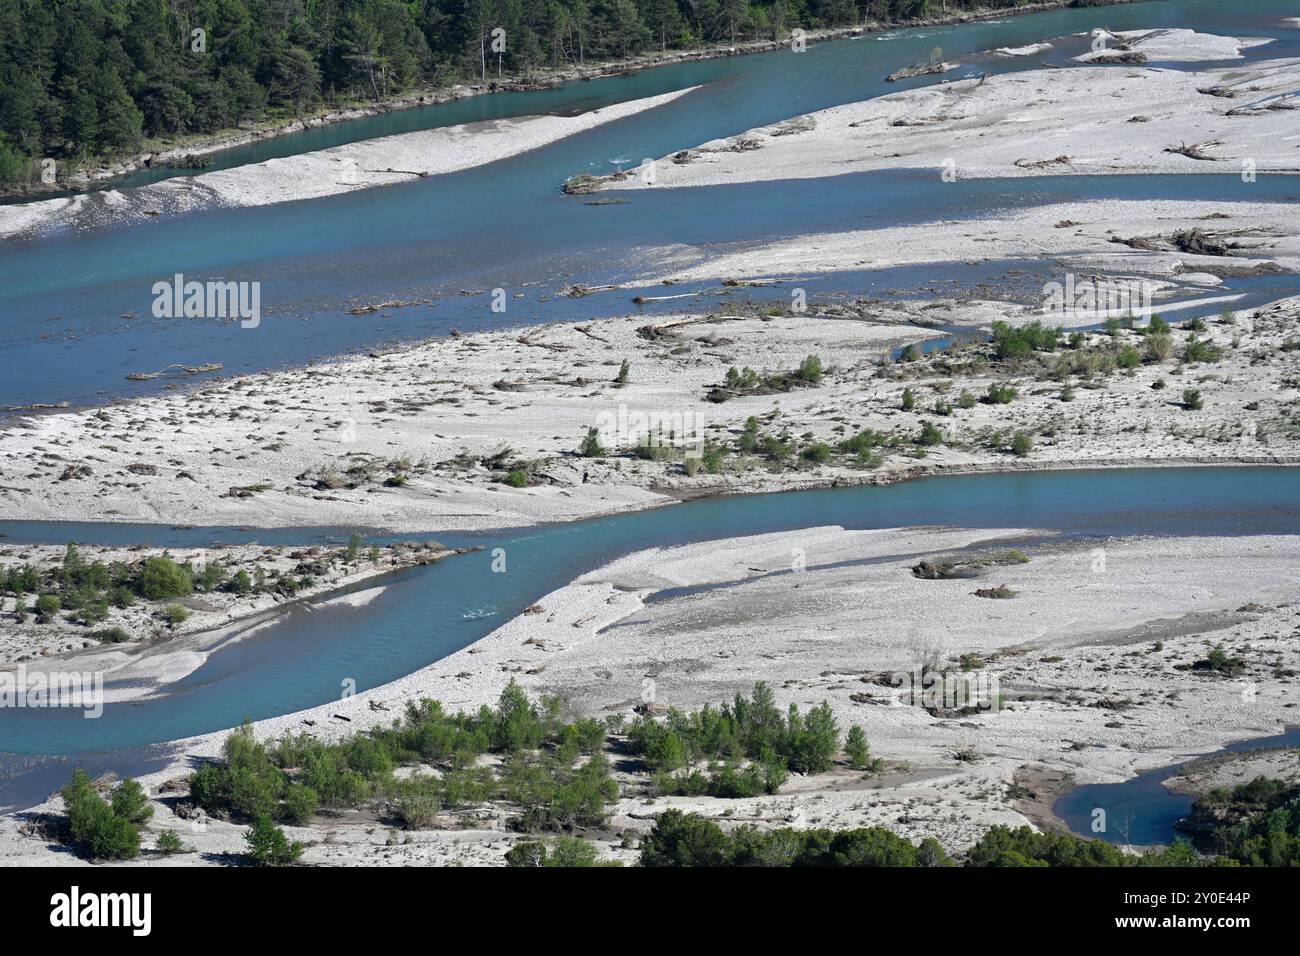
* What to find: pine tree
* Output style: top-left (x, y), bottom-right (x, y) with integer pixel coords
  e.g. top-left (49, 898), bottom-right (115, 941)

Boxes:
top-left (844, 725), bottom-right (872, 769)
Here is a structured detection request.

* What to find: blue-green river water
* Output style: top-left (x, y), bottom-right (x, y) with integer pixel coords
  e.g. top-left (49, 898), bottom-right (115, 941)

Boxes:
top-left (1, 466), bottom-right (1299, 768)
top-left (1, 0), bottom-right (1299, 832)
top-left (2, 0), bottom-right (1298, 410)
top-left (1054, 726), bottom-right (1300, 846)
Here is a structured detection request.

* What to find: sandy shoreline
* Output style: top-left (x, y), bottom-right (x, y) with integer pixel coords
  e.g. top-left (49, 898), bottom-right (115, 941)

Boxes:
top-left (0, 3), bottom-right (1182, 241)
top-left (0, 0), bottom-right (1143, 203)
top-left (2, 522), bottom-right (1296, 864)
top-left (628, 196), bottom-right (1300, 284)
top-left (2, 3), bottom-right (1298, 869)
top-left (0, 540), bottom-right (459, 697)
top-left (601, 52), bottom-right (1300, 193)
top-left (0, 88), bottom-right (695, 241)
top-left (1, 288), bottom-right (1297, 861)
top-left (0, 26), bottom-right (895, 205)
top-left (2, 287), bottom-right (1297, 534)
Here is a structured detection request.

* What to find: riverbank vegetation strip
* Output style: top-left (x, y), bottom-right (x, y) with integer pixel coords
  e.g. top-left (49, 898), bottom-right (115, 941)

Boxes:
top-left (33, 681), bottom-right (1300, 867)
top-left (0, 0), bottom-right (1127, 191)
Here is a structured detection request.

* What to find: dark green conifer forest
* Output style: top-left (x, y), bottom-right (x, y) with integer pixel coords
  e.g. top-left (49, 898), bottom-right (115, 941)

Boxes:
top-left (0, 0), bottom-right (1046, 181)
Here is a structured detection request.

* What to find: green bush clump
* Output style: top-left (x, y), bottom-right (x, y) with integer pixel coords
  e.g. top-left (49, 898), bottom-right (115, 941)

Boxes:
top-left (762, 434), bottom-right (793, 460)
top-left (162, 604), bottom-right (190, 626)
top-left (701, 442), bottom-right (725, 474)
top-left (917, 421), bottom-right (944, 446)
top-left (108, 585), bottom-right (135, 607)
top-left (844, 725), bottom-right (877, 771)
top-left (984, 382), bottom-right (1017, 404)
top-left (796, 354), bottom-right (823, 384)
top-left (656, 755), bottom-right (789, 800)
top-left (189, 682), bottom-right (621, 835)
top-left (838, 430), bottom-right (883, 455)
top-left (641, 810), bottom-right (944, 867)
top-left (490, 680), bottom-right (553, 752)
top-left (505, 836), bottom-right (616, 867)
top-left (992, 321), bottom-right (1058, 360)
top-left (1180, 777), bottom-right (1300, 866)
top-left (1, 564), bottom-right (40, 594)
top-left (965, 825), bottom-right (1205, 867)
top-left (512, 753), bottom-right (618, 830)
top-left (502, 468), bottom-right (530, 488)
top-left (72, 599), bottom-right (109, 625)
top-left (627, 683), bottom-right (846, 795)
top-left (156, 830), bottom-right (187, 855)
top-left (393, 787), bottom-right (440, 828)
top-left (138, 556), bottom-right (192, 600)
top-left (637, 812), bottom-right (1232, 868)
top-left (35, 593), bottom-right (61, 621)
top-left (1183, 337), bottom-right (1222, 364)
top-left (1194, 645), bottom-right (1244, 675)
top-left (194, 561), bottom-right (227, 592)
top-left (578, 427), bottom-right (605, 457)
top-left (715, 358), bottom-right (824, 401)
top-left (800, 442), bottom-right (833, 464)
top-left (725, 366), bottom-right (760, 391)
top-left (60, 769), bottom-right (152, 861)
top-left (1145, 333), bottom-right (1174, 362)
top-left (191, 723), bottom-right (301, 822)
top-left (633, 436), bottom-right (675, 460)
top-left (245, 816), bottom-right (303, 866)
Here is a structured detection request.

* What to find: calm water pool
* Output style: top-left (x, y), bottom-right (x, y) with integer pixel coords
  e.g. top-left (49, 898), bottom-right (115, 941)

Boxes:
top-left (1054, 727), bottom-right (1300, 846)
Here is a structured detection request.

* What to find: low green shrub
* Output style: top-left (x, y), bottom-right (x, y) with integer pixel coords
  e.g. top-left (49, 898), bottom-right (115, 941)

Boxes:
top-left (60, 769), bottom-right (151, 861)
top-left (245, 816), bottom-right (302, 866)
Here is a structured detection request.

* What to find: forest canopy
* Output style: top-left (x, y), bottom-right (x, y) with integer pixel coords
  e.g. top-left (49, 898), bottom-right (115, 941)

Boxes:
top-left (0, 0), bottom-right (1048, 182)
